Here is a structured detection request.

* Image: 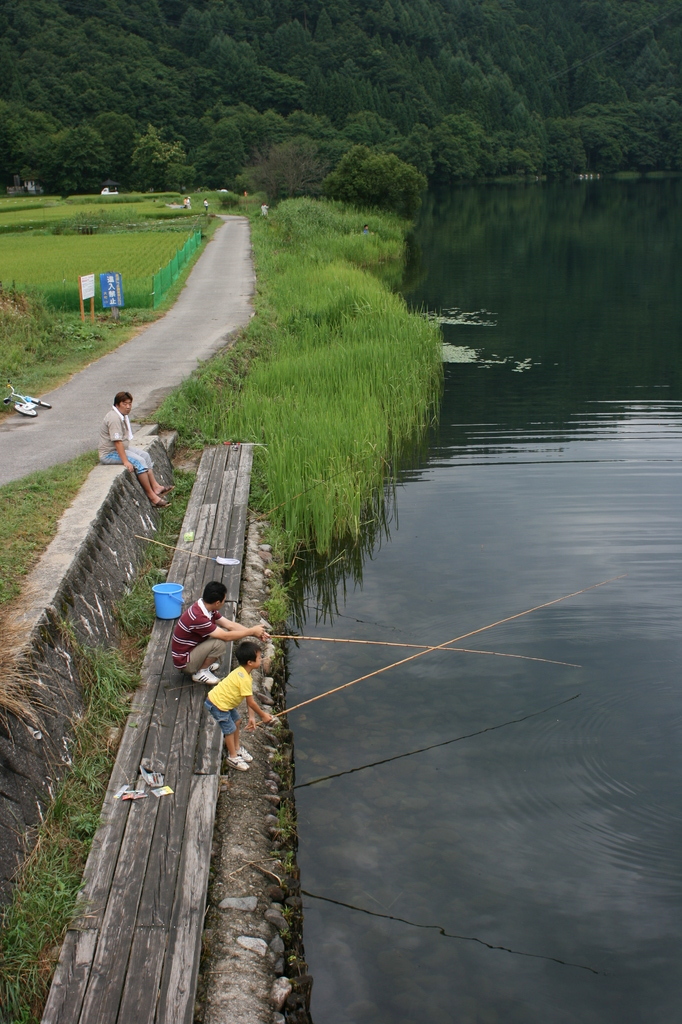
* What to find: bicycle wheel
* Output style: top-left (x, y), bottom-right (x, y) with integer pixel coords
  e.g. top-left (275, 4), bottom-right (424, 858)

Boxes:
top-left (16, 403), bottom-right (38, 417)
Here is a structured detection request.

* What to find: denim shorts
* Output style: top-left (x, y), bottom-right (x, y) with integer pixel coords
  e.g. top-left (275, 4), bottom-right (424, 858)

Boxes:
top-left (100, 446), bottom-right (152, 475)
top-left (205, 700), bottom-right (240, 735)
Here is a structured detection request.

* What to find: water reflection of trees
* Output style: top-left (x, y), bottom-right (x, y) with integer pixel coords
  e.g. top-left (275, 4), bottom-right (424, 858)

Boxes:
top-left (405, 180), bottom-right (682, 427)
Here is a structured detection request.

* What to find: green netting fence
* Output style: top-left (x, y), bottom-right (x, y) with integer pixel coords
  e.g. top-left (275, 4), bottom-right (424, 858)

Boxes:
top-left (152, 228), bottom-right (202, 309)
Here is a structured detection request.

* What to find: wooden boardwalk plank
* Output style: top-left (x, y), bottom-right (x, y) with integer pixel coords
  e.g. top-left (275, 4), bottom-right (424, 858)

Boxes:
top-left (77, 792), bottom-right (161, 1024)
top-left (72, 624), bottom-right (174, 930)
top-left (223, 445), bottom-right (253, 605)
top-left (42, 446), bottom-right (253, 1024)
top-left (140, 503), bottom-right (216, 771)
top-left (154, 774), bottom-right (220, 1024)
top-left (193, 702), bottom-right (222, 775)
top-left (168, 449), bottom-right (218, 583)
top-left (208, 447), bottom-right (240, 556)
top-left (202, 445), bottom-right (229, 507)
top-left (116, 927), bottom-right (166, 1024)
top-left (42, 930), bottom-right (98, 1024)
top-left (136, 684), bottom-right (205, 927)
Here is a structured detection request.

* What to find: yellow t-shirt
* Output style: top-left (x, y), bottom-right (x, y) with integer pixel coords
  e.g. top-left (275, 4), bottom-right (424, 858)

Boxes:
top-left (207, 665), bottom-right (252, 711)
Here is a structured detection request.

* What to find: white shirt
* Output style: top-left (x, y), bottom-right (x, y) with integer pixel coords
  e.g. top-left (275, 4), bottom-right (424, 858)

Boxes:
top-left (111, 404), bottom-right (133, 440)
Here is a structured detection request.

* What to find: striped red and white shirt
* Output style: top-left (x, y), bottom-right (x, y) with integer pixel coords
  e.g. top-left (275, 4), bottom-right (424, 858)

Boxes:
top-left (171, 599), bottom-right (221, 668)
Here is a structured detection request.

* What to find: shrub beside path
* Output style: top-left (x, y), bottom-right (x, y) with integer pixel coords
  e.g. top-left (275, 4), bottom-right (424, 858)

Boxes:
top-left (0, 216), bottom-right (254, 487)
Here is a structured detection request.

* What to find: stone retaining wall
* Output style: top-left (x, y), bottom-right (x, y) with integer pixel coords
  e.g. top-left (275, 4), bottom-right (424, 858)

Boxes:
top-left (0, 431), bottom-right (175, 904)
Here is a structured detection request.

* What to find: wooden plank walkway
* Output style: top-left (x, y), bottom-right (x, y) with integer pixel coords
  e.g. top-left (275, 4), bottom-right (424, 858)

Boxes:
top-left (42, 444), bottom-right (254, 1024)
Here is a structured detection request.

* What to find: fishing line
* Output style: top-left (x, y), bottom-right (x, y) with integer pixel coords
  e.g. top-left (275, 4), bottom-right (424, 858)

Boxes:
top-left (545, 2), bottom-right (682, 81)
top-left (294, 693), bottom-right (580, 789)
top-left (302, 603), bottom-right (406, 635)
top-left (274, 633), bottom-right (581, 668)
top-left (274, 575), bottom-right (626, 718)
top-left (300, 890), bottom-right (602, 974)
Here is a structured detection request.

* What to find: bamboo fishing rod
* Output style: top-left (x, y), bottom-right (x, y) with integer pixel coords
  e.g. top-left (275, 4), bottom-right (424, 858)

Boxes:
top-left (271, 634), bottom-right (581, 669)
top-left (134, 534), bottom-right (212, 561)
top-left (133, 534), bottom-right (238, 565)
top-left (273, 575), bottom-right (626, 718)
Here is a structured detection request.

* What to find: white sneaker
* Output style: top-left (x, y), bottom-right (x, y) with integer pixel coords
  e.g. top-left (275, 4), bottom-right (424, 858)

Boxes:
top-left (209, 662), bottom-right (221, 673)
top-left (225, 755), bottom-right (249, 771)
top-left (192, 668), bottom-right (219, 684)
top-left (237, 746), bottom-right (253, 763)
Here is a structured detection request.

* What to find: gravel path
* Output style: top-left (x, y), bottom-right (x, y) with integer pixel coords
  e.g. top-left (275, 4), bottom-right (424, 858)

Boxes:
top-left (0, 216), bottom-right (254, 486)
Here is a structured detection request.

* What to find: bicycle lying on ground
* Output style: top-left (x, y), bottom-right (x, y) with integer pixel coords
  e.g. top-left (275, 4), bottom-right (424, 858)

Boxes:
top-left (4, 380), bottom-right (52, 418)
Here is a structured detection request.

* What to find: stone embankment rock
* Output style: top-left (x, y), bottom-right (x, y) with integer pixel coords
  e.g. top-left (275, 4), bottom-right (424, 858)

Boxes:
top-left (0, 429), bottom-right (175, 905)
top-left (195, 517), bottom-right (313, 1024)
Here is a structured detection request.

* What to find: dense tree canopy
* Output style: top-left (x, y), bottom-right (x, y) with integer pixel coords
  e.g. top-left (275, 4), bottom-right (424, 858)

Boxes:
top-left (323, 145), bottom-right (426, 214)
top-left (2, 0), bottom-right (682, 192)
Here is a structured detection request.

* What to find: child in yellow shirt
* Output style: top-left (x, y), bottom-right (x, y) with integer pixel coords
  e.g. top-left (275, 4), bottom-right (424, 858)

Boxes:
top-left (204, 640), bottom-right (274, 770)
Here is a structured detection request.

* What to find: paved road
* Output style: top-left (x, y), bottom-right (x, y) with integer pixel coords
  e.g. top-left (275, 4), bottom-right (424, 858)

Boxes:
top-left (0, 217), bottom-right (254, 486)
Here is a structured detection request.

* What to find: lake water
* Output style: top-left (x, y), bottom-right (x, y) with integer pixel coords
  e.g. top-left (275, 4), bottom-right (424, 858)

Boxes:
top-left (289, 182), bottom-right (682, 1024)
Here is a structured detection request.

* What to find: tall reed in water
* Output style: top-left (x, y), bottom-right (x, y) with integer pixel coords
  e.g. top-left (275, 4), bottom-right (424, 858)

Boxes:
top-left (159, 198), bottom-right (442, 553)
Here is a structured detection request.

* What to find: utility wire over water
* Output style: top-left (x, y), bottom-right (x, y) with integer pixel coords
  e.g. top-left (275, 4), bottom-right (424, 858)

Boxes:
top-left (300, 890), bottom-right (602, 975)
top-left (294, 693), bottom-right (581, 789)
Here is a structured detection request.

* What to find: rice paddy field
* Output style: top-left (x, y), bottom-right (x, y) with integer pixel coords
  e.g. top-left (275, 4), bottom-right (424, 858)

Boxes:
top-left (0, 232), bottom-right (190, 308)
top-left (158, 198), bottom-right (443, 554)
top-left (0, 201), bottom-right (201, 232)
top-left (0, 191), bottom-right (231, 230)
top-left (0, 192), bottom-right (233, 397)
top-left (0, 190), bottom-right (233, 308)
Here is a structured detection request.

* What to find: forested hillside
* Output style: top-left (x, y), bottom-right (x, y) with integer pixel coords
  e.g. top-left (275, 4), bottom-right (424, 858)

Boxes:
top-left (2, 0), bottom-right (682, 192)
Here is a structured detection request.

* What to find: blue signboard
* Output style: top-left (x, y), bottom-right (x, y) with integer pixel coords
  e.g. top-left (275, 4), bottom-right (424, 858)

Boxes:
top-left (99, 272), bottom-right (125, 308)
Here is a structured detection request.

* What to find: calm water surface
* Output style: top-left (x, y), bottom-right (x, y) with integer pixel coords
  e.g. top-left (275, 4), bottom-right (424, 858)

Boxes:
top-left (290, 182), bottom-right (682, 1024)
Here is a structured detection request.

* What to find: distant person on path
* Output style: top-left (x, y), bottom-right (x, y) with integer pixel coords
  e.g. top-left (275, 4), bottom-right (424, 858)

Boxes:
top-left (172, 580), bottom-right (269, 684)
top-left (99, 391), bottom-right (173, 507)
top-left (363, 224), bottom-right (369, 234)
top-left (261, 203), bottom-right (269, 217)
top-left (183, 196), bottom-right (191, 209)
top-left (204, 640), bottom-right (274, 770)
top-left (203, 198), bottom-right (209, 213)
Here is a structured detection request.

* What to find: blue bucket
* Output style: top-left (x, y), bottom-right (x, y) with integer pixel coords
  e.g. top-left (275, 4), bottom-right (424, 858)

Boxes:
top-left (152, 582), bottom-right (184, 619)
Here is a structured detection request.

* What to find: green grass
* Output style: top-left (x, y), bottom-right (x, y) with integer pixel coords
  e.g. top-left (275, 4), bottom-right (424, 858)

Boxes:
top-left (0, 641), bottom-right (136, 1024)
top-left (0, 191), bottom-right (242, 232)
top-left (0, 452), bottom-right (99, 606)
top-left (0, 473), bottom-right (194, 1024)
top-left (0, 189), bottom-right (231, 311)
top-left (0, 232), bottom-right (191, 308)
top-left (0, 288), bottom-right (158, 398)
top-left (0, 215), bottom-right (220, 397)
top-left (158, 197), bottom-right (442, 554)
top-left (0, 196), bottom-right (63, 215)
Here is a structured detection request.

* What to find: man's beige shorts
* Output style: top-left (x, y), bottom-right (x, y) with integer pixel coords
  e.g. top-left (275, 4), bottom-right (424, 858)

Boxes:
top-left (182, 637), bottom-right (227, 674)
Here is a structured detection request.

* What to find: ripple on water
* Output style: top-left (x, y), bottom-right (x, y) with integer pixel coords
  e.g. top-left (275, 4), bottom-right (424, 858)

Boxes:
top-left (487, 683), bottom-right (682, 892)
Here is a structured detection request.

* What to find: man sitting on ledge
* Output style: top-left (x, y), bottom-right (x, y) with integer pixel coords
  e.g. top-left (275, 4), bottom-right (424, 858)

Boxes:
top-left (171, 580), bottom-right (268, 684)
top-left (99, 391), bottom-right (173, 508)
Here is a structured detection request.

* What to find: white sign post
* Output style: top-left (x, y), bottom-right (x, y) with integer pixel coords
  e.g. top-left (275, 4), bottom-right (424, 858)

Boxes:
top-left (79, 274), bottom-right (95, 322)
